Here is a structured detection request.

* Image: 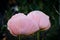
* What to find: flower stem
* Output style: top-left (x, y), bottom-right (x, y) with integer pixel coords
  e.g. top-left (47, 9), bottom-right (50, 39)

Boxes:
top-left (19, 35), bottom-right (20, 40)
top-left (37, 31), bottom-right (40, 40)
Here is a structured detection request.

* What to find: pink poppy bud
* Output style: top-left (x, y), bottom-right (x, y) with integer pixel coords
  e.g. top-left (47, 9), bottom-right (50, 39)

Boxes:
top-left (27, 11), bottom-right (51, 30)
top-left (7, 13), bottom-right (39, 36)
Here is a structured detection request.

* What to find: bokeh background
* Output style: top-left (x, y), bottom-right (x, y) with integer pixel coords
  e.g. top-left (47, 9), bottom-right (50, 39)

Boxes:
top-left (0, 0), bottom-right (59, 40)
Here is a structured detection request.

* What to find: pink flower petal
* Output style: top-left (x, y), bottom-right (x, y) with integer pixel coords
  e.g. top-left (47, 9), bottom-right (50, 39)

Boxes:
top-left (7, 13), bottom-right (39, 36)
top-left (27, 10), bottom-right (51, 30)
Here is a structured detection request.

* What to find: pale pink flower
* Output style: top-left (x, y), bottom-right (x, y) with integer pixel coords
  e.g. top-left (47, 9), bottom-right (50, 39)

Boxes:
top-left (7, 13), bottom-right (39, 36)
top-left (27, 11), bottom-right (51, 30)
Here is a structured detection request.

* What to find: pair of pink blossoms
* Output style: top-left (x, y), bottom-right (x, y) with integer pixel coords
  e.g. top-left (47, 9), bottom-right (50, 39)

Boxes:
top-left (7, 10), bottom-right (51, 36)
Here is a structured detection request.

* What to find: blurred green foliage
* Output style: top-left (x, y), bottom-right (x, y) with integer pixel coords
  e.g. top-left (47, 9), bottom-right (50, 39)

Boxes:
top-left (1, 0), bottom-right (59, 40)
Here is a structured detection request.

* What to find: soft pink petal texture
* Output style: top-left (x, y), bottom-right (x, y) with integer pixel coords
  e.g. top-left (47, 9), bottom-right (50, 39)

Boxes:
top-left (7, 13), bottom-right (26, 36)
top-left (7, 13), bottom-right (39, 36)
top-left (27, 10), bottom-right (51, 30)
top-left (19, 17), bottom-right (39, 35)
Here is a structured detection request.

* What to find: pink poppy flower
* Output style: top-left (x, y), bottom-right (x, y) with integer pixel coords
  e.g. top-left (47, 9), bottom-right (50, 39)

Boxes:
top-left (27, 11), bottom-right (51, 30)
top-left (7, 13), bottom-right (39, 36)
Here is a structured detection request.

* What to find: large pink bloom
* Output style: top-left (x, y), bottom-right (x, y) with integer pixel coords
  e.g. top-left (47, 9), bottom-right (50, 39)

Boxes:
top-left (7, 13), bottom-right (39, 36)
top-left (27, 11), bottom-right (51, 30)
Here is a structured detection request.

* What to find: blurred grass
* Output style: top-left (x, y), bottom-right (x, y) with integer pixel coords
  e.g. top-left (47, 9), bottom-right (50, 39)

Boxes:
top-left (2, 0), bottom-right (59, 40)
